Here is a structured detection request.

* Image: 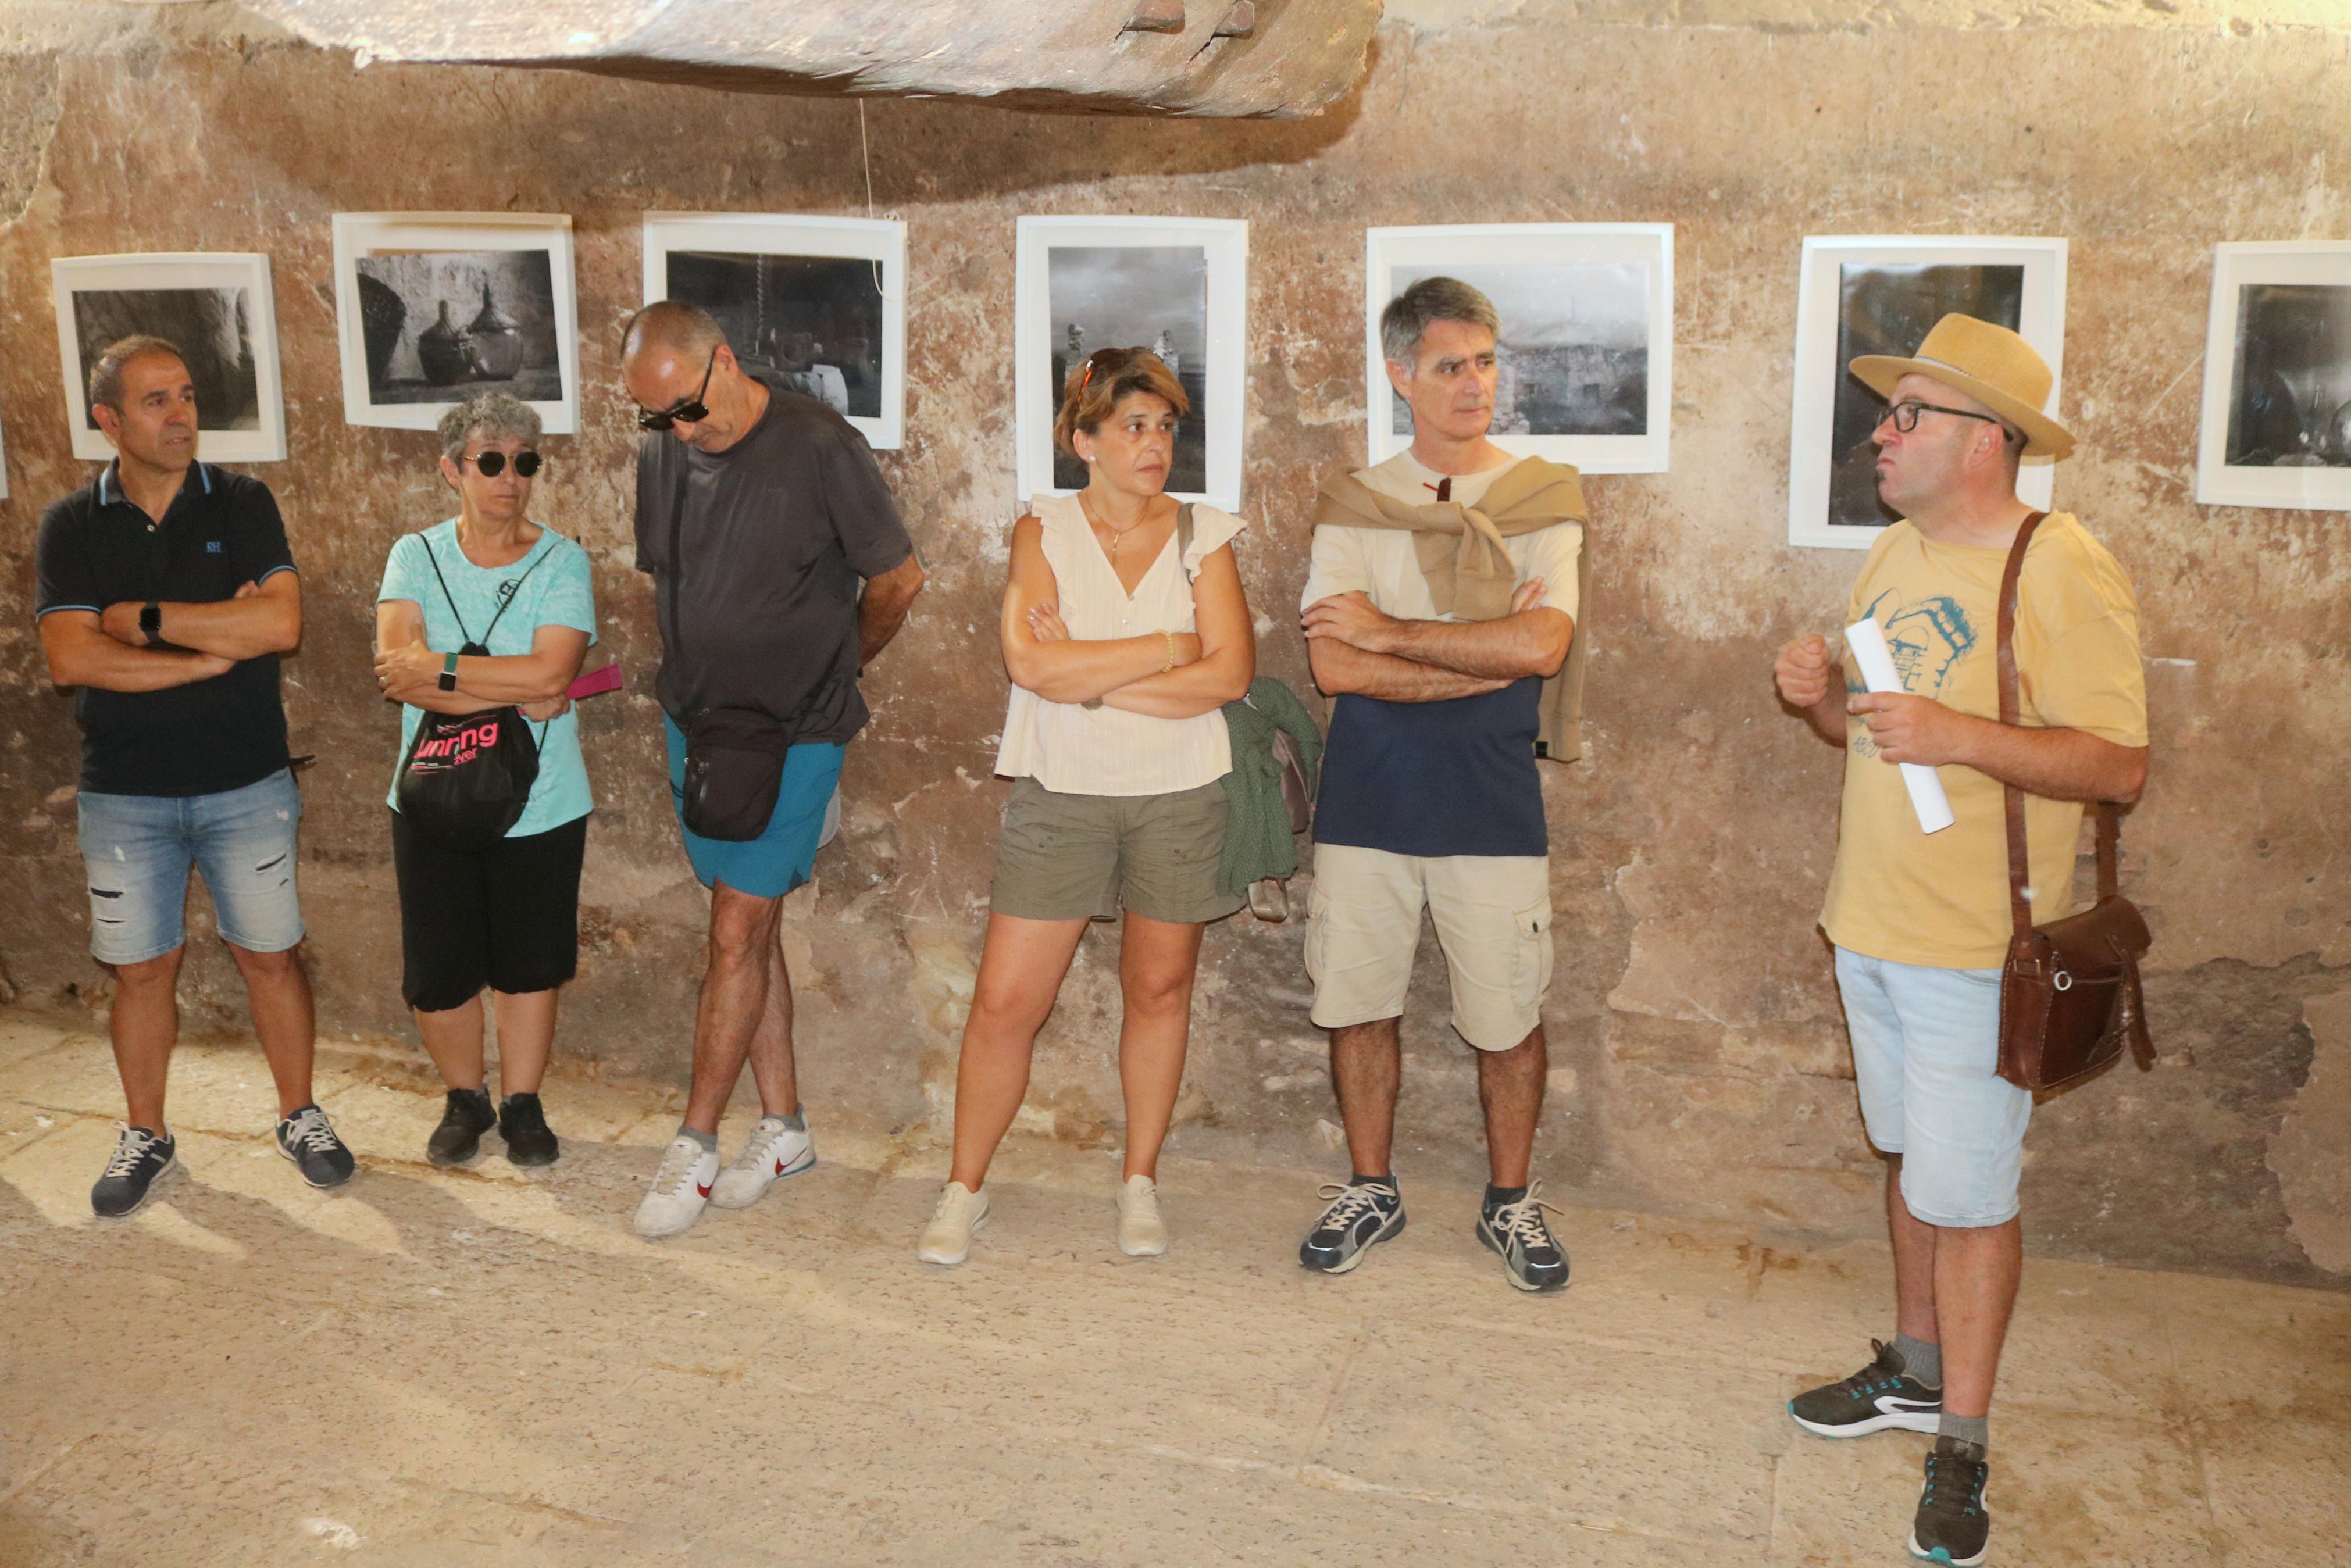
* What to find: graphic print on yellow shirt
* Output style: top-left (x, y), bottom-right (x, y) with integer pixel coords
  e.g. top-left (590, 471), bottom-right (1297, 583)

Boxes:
top-left (1820, 513), bottom-right (2147, 970)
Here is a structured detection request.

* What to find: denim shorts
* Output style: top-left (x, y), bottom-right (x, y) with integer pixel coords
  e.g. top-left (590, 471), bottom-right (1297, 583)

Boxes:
top-left (1835, 946), bottom-right (2032, 1229)
top-left (663, 714), bottom-right (844, 901)
top-left (76, 768), bottom-right (306, 966)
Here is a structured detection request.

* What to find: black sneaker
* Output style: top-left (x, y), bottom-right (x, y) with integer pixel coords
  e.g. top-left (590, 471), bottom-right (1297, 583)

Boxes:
top-left (1298, 1179), bottom-right (1405, 1274)
top-left (427, 1088), bottom-right (497, 1167)
top-left (1909, 1437), bottom-right (1991, 1565)
top-left (1789, 1339), bottom-right (1944, 1438)
top-left (91, 1124), bottom-right (177, 1219)
top-left (276, 1105), bottom-right (356, 1188)
top-left (1476, 1183), bottom-right (1571, 1292)
top-left (497, 1092), bottom-right (560, 1167)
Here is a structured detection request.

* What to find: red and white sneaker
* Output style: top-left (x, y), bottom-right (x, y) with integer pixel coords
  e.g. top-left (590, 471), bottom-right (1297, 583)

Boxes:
top-left (708, 1115), bottom-right (816, 1209)
top-left (633, 1135), bottom-right (720, 1239)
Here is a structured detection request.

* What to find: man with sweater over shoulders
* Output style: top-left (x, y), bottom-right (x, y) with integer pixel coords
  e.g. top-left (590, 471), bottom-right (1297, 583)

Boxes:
top-left (1775, 315), bottom-right (2147, 1566)
top-left (34, 335), bottom-right (355, 1219)
top-left (1295, 277), bottom-right (1592, 1294)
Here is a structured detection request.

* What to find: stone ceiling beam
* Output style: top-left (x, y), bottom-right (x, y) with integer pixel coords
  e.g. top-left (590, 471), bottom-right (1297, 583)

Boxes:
top-left (233, 0), bottom-right (1385, 117)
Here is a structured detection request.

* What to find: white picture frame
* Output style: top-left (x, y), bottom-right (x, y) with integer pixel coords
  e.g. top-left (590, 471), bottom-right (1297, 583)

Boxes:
top-left (642, 213), bottom-right (907, 451)
top-left (1364, 223), bottom-right (1673, 474)
top-left (1015, 216), bottom-right (1248, 513)
top-left (332, 212), bottom-right (579, 434)
top-left (52, 252), bottom-right (288, 464)
top-left (2194, 241), bottom-right (2351, 512)
top-left (1788, 235), bottom-right (2068, 550)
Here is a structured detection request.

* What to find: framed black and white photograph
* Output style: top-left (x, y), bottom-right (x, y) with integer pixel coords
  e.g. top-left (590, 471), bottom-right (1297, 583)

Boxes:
top-left (51, 253), bottom-right (287, 463)
top-left (643, 213), bottom-right (907, 451)
top-left (1364, 224), bottom-right (1672, 474)
top-left (332, 213), bottom-right (579, 434)
top-left (2195, 241), bottom-right (2351, 512)
top-left (1788, 236), bottom-right (2067, 549)
top-left (1015, 216), bottom-right (1247, 512)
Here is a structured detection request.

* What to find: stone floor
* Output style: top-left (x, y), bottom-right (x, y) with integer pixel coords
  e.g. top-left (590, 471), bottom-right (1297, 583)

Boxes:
top-left (0, 1011), bottom-right (2344, 1567)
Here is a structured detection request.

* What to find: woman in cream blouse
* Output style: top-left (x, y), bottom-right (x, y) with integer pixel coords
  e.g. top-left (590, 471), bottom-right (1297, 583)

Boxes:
top-left (919, 347), bottom-right (1255, 1266)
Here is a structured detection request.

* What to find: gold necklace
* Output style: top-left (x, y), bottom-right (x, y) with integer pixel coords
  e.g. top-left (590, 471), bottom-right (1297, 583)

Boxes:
top-left (1078, 490), bottom-right (1150, 562)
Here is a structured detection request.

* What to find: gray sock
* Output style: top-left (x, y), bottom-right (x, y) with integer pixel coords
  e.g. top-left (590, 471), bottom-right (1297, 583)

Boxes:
top-left (1892, 1332), bottom-right (1943, 1388)
top-left (774, 1109), bottom-right (807, 1131)
top-left (1938, 1412), bottom-right (1988, 1453)
top-left (676, 1126), bottom-right (718, 1152)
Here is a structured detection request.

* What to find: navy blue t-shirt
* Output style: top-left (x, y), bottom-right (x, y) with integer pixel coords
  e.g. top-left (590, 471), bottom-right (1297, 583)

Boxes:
top-left (34, 462), bottom-right (296, 798)
top-left (1311, 678), bottom-right (1549, 858)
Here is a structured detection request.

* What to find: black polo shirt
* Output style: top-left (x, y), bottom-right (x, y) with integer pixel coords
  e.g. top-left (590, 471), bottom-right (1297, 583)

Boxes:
top-left (34, 461), bottom-right (297, 798)
top-left (633, 384), bottom-right (914, 742)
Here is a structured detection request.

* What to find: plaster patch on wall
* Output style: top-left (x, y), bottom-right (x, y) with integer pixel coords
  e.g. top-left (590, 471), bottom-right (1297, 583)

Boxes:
top-left (2268, 989), bottom-right (2351, 1275)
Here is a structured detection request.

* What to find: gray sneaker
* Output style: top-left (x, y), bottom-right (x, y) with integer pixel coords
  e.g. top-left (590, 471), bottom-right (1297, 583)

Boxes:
top-left (276, 1105), bottom-right (356, 1189)
top-left (92, 1124), bottom-right (177, 1218)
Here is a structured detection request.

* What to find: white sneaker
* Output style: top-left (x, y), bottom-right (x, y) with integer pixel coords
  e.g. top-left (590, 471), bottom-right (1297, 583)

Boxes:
top-left (917, 1181), bottom-right (990, 1265)
top-left (708, 1115), bottom-right (816, 1209)
top-left (1116, 1174), bottom-right (1168, 1257)
top-left (633, 1135), bottom-right (719, 1239)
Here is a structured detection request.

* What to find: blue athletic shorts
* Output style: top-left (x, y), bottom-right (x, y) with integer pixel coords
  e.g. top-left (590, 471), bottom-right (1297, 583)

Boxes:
top-left (663, 713), bottom-right (844, 900)
top-left (76, 768), bottom-right (306, 965)
top-left (1835, 946), bottom-right (2032, 1229)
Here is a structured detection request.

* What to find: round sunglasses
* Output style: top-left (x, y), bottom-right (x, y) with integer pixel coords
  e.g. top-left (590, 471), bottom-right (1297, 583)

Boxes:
top-left (458, 449), bottom-right (543, 478)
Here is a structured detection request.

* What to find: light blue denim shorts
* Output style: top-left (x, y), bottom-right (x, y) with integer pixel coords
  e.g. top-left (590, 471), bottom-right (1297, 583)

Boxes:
top-left (76, 769), bottom-right (306, 966)
top-left (1834, 946), bottom-right (2032, 1229)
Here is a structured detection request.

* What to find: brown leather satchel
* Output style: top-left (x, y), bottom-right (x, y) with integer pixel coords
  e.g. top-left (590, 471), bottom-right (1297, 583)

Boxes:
top-left (1993, 512), bottom-right (2156, 1091)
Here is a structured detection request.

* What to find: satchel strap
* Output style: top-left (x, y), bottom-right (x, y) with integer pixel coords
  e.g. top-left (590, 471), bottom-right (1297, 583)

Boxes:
top-left (1996, 510), bottom-right (2121, 941)
top-left (1176, 502), bottom-right (1197, 583)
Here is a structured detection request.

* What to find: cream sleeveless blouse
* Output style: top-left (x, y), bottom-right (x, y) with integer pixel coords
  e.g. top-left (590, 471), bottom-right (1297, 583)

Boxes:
top-left (992, 494), bottom-right (1244, 797)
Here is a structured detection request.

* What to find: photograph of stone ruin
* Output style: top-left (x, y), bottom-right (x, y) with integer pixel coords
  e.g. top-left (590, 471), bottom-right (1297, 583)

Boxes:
top-left (0, 2), bottom-right (2343, 1565)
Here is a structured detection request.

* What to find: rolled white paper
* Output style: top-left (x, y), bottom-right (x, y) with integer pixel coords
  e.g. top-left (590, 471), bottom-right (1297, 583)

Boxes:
top-left (1843, 617), bottom-right (1956, 835)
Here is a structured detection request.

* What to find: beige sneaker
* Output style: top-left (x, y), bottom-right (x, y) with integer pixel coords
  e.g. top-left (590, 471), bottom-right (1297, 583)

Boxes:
top-left (918, 1181), bottom-right (990, 1265)
top-left (1116, 1174), bottom-right (1168, 1257)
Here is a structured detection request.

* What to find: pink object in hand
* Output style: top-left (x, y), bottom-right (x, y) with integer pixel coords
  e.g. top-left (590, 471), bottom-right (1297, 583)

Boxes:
top-left (567, 664), bottom-right (623, 701)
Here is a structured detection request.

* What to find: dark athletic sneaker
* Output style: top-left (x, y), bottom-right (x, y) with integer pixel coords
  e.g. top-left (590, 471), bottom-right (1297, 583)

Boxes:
top-left (1298, 1179), bottom-right (1405, 1274)
top-left (91, 1125), bottom-right (177, 1219)
top-left (1789, 1339), bottom-right (1944, 1438)
top-left (427, 1088), bottom-right (497, 1167)
top-left (498, 1093), bottom-right (559, 1167)
top-left (276, 1105), bottom-right (356, 1189)
top-left (1476, 1184), bottom-right (1571, 1292)
top-left (1909, 1436), bottom-right (1992, 1565)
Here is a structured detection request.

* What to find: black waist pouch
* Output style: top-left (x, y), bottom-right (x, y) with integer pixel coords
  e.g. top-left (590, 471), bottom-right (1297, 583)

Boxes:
top-left (680, 706), bottom-right (790, 841)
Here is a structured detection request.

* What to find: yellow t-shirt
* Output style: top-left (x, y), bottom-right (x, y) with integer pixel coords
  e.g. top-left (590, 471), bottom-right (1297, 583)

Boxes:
top-left (1820, 513), bottom-right (2147, 970)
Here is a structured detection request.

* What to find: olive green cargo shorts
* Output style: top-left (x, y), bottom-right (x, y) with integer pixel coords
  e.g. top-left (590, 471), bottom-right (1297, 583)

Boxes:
top-left (989, 777), bottom-right (1246, 926)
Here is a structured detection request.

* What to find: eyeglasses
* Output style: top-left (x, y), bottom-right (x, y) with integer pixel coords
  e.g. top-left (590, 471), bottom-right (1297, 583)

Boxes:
top-left (460, 449), bottom-right (542, 478)
top-left (637, 348), bottom-right (719, 431)
top-left (1879, 399), bottom-right (2015, 440)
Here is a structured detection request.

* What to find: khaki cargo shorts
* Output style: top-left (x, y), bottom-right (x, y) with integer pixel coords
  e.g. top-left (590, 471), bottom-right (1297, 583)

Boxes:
top-left (1305, 843), bottom-right (1553, 1051)
top-left (990, 777), bottom-right (1247, 926)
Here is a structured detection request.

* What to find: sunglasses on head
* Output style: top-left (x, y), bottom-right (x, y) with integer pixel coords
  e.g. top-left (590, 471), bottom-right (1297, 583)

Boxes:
top-left (460, 449), bottom-right (542, 478)
top-left (637, 347), bottom-right (720, 432)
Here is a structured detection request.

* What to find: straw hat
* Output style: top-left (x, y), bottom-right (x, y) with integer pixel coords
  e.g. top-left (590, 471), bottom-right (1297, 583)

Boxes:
top-left (1850, 313), bottom-right (2074, 460)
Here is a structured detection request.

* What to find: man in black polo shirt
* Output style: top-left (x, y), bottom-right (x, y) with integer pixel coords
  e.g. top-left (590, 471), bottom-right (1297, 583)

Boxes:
top-left (35, 335), bottom-right (356, 1218)
top-left (620, 301), bottom-right (925, 1240)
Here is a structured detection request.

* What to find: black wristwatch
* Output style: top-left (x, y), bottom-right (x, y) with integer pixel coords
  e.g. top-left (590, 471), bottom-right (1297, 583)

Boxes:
top-left (438, 651), bottom-right (460, 692)
top-left (138, 602), bottom-right (163, 646)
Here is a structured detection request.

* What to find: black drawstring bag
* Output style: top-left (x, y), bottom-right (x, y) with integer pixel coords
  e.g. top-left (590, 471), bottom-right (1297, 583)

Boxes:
top-left (395, 537), bottom-right (550, 852)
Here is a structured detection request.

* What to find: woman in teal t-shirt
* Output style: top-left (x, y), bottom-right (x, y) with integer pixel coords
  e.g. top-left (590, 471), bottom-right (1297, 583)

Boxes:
top-left (374, 392), bottom-right (597, 1170)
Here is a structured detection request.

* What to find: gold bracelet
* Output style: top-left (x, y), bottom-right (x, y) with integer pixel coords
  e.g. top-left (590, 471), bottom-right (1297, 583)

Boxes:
top-left (1161, 630), bottom-right (1177, 673)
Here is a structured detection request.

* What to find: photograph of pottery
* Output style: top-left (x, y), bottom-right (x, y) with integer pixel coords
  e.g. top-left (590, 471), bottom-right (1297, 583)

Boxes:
top-left (351, 248), bottom-right (562, 405)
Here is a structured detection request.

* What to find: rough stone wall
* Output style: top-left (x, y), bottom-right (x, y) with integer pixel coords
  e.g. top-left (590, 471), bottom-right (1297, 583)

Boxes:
top-left (1, 8), bottom-right (2344, 1287)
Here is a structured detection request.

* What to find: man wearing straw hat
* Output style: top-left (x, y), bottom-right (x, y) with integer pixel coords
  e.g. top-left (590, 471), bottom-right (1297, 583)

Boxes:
top-left (1772, 315), bottom-right (2147, 1564)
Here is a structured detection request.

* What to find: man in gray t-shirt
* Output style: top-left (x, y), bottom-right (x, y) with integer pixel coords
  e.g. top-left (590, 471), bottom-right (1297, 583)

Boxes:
top-left (621, 301), bottom-right (925, 1241)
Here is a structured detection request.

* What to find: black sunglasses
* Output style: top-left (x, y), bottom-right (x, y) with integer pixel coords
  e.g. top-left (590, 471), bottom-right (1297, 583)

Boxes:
top-left (461, 449), bottom-right (542, 478)
top-left (637, 348), bottom-right (719, 432)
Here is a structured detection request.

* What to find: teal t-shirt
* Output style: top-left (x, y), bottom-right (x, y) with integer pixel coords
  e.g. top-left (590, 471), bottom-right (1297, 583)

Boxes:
top-left (378, 519), bottom-right (598, 838)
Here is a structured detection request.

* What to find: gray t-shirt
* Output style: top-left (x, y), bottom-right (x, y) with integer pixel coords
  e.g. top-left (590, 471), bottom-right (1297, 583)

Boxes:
top-left (633, 385), bottom-right (913, 743)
